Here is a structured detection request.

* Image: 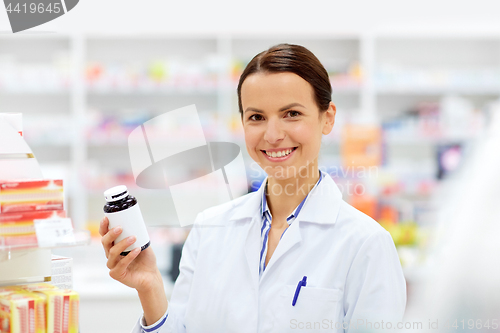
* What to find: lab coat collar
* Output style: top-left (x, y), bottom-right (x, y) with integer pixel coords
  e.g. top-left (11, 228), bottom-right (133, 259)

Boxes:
top-left (228, 171), bottom-right (343, 225)
top-left (296, 171), bottom-right (343, 225)
top-left (261, 169), bottom-right (325, 221)
top-left (228, 171), bottom-right (343, 288)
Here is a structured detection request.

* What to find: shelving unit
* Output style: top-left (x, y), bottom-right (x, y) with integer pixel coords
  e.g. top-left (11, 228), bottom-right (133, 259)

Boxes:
top-left (0, 111), bottom-right (91, 288)
top-left (0, 231), bottom-right (91, 284)
top-left (0, 32), bottom-right (492, 209)
top-left (1, 32), bottom-right (497, 289)
top-left (0, 230), bottom-right (90, 252)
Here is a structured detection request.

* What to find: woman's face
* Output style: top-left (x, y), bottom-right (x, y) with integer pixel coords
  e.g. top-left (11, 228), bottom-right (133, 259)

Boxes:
top-left (241, 72), bottom-right (335, 180)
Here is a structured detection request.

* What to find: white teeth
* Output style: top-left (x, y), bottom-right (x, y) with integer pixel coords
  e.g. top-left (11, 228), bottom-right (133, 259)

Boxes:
top-left (265, 148), bottom-right (294, 158)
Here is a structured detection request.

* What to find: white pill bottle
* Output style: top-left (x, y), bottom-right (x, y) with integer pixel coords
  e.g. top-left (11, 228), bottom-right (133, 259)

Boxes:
top-left (103, 185), bottom-right (150, 256)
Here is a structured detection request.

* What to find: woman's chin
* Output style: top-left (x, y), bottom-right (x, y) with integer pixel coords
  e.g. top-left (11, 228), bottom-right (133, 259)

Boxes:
top-left (265, 167), bottom-right (297, 180)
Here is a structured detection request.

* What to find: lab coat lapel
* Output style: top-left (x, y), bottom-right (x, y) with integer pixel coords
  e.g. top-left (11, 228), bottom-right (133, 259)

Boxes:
top-left (243, 215), bottom-right (261, 291)
top-left (259, 219), bottom-right (302, 283)
top-left (229, 179), bottom-right (266, 292)
top-left (297, 174), bottom-right (343, 224)
top-left (259, 173), bottom-right (343, 283)
top-left (230, 173), bottom-right (343, 287)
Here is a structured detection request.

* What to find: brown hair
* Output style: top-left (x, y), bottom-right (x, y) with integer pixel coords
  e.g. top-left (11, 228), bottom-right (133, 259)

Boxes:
top-left (237, 43), bottom-right (332, 117)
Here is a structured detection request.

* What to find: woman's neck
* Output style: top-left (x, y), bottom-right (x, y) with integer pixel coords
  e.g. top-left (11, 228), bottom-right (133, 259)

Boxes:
top-left (265, 163), bottom-right (320, 229)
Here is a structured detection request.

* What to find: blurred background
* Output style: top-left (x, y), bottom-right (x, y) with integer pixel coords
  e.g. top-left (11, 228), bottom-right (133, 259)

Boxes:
top-left (1, 0), bottom-right (500, 331)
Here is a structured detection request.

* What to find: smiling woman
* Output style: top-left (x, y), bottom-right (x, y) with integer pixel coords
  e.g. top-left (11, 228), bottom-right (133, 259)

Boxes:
top-left (238, 45), bottom-right (335, 192)
top-left (240, 72), bottom-right (334, 191)
top-left (100, 43), bottom-right (406, 333)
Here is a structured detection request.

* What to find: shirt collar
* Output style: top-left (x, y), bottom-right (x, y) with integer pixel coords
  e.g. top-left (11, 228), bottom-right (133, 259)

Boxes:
top-left (260, 169), bottom-right (326, 220)
top-left (228, 169), bottom-right (342, 225)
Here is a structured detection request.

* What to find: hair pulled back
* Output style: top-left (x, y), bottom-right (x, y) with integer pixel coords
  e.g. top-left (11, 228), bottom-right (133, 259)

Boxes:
top-left (237, 43), bottom-right (332, 117)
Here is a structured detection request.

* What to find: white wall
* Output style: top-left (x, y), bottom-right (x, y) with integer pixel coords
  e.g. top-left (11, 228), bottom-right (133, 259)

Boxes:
top-left (2, 0), bottom-right (500, 35)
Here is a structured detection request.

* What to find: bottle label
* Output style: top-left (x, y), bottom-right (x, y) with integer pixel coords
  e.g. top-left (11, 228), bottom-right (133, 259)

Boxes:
top-left (104, 203), bottom-right (150, 252)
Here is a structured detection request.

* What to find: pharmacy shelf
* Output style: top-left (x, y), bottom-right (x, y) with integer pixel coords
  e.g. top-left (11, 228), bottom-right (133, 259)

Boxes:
top-left (0, 225), bottom-right (90, 286)
top-left (1, 32), bottom-right (496, 308)
top-left (1, 32), bottom-right (496, 234)
top-left (0, 230), bottom-right (91, 252)
top-left (0, 89), bottom-right (71, 95)
top-left (329, 86), bottom-right (362, 94)
top-left (384, 135), bottom-right (480, 145)
top-left (87, 86), bottom-right (362, 96)
top-left (375, 86), bottom-right (500, 96)
top-left (87, 87), bottom-right (219, 95)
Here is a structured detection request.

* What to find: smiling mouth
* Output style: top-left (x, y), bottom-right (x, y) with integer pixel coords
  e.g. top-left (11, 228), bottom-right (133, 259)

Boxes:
top-left (261, 147), bottom-right (298, 158)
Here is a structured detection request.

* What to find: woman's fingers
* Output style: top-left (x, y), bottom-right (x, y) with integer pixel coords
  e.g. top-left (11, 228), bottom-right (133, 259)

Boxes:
top-left (100, 217), bottom-right (144, 285)
top-left (106, 235), bottom-right (137, 269)
top-left (109, 247), bottom-right (141, 281)
top-left (101, 225), bottom-right (122, 258)
top-left (99, 217), bottom-right (109, 237)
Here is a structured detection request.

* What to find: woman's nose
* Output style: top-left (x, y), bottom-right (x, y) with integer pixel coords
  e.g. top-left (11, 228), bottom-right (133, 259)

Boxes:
top-left (264, 118), bottom-right (284, 144)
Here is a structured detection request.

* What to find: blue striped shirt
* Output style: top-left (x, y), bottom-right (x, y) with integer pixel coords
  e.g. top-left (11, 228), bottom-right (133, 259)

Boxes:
top-left (259, 170), bottom-right (325, 277)
top-left (140, 312), bottom-right (168, 333)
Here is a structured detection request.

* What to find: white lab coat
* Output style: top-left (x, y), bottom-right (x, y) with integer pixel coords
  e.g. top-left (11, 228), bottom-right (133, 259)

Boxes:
top-left (132, 173), bottom-right (406, 332)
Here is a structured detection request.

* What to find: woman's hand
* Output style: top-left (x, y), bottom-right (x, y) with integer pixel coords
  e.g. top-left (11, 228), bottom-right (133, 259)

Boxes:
top-left (99, 217), bottom-right (161, 294)
top-left (100, 217), bottom-right (168, 325)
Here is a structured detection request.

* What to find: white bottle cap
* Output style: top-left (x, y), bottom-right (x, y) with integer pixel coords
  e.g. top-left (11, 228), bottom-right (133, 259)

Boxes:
top-left (104, 185), bottom-right (129, 202)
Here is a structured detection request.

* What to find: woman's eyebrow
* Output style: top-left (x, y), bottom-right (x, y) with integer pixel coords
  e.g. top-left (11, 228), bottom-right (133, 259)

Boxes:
top-left (279, 103), bottom-right (305, 111)
top-left (244, 103), bottom-right (306, 114)
top-left (244, 107), bottom-right (264, 114)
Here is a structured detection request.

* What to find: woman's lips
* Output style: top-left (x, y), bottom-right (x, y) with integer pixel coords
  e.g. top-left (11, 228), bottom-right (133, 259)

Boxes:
top-left (260, 147), bottom-right (297, 162)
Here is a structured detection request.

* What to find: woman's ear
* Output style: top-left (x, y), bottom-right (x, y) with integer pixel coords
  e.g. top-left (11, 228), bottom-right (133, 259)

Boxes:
top-left (322, 102), bottom-right (336, 135)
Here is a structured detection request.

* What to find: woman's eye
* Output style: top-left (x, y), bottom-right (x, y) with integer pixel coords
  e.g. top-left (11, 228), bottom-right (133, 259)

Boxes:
top-left (249, 114), bottom-right (263, 121)
top-left (286, 110), bottom-right (301, 118)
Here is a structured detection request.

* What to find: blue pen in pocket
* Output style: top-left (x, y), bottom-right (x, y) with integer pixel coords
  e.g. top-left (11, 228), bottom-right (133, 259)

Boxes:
top-left (292, 276), bottom-right (307, 306)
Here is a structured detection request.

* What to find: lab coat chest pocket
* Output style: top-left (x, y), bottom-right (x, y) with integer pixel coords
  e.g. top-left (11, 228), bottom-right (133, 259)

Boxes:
top-left (274, 285), bottom-right (342, 332)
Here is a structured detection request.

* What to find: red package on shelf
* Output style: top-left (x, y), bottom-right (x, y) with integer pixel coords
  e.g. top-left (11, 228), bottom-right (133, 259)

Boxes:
top-left (0, 210), bottom-right (67, 236)
top-left (0, 234), bottom-right (39, 248)
top-left (0, 179), bottom-right (64, 214)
